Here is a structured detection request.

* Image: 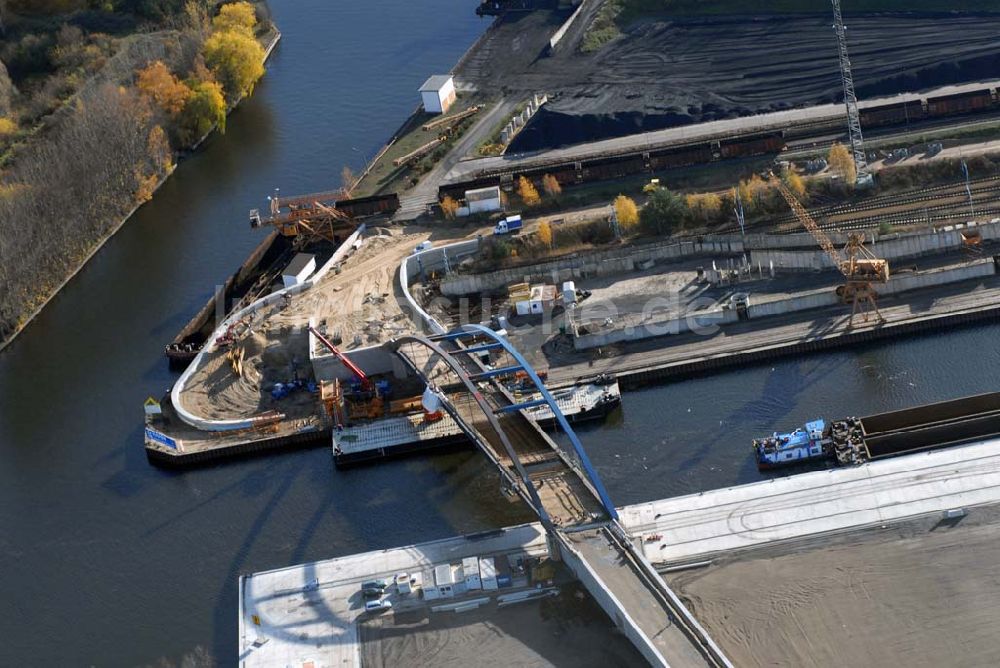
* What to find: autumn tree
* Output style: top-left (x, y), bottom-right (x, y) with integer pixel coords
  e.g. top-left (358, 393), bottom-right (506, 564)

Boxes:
top-left (542, 173), bottom-right (561, 198)
top-left (440, 195), bottom-right (459, 220)
top-left (613, 194), bottom-right (638, 230)
top-left (137, 61), bottom-right (192, 118)
top-left (212, 1), bottom-right (257, 36)
top-left (517, 176), bottom-right (540, 207)
top-left (203, 30), bottom-right (264, 103)
top-left (784, 170), bottom-right (807, 201)
top-left (537, 220), bottom-right (552, 248)
top-left (828, 142), bottom-right (856, 184)
top-left (179, 80), bottom-right (225, 145)
top-left (685, 193), bottom-right (722, 221)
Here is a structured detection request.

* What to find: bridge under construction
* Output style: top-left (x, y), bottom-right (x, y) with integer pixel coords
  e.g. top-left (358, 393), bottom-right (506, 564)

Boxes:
top-left (391, 324), bottom-right (731, 668)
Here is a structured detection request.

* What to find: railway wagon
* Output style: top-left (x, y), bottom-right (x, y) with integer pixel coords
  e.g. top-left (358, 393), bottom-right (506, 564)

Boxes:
top-left (859, 100), bottom-right (925, 128)
top-left (717, 132), bottom-right (785, 159)
top-left (926, 89), bottom-right (995, 117)
top-left (650, 144), bottom-right (714, 170)
top-left (335, 193), bottom-right (401, 217)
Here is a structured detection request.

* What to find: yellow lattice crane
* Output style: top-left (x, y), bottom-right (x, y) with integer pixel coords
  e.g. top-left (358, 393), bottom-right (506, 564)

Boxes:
top-left (771, 174), bottom-right (889, 325)
top-left (249, 190), bottom-right (356, 244)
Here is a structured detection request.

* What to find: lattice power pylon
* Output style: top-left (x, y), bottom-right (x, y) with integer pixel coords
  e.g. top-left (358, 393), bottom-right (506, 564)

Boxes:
top-left (831, 0), bottom-right (872, 187)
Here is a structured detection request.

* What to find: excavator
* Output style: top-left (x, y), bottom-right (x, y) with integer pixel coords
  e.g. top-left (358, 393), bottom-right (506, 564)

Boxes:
top-left (769, 171), bottom-right (890, 325)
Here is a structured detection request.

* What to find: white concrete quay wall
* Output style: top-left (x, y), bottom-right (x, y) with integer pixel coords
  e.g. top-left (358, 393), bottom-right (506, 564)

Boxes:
top-left (399, 238), bottom-right (480, 335)
top-left (171, 226), bottom-right (366, 432)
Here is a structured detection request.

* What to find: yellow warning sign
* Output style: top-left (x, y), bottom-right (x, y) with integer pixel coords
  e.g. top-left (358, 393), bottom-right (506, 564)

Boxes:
top-left (144, 396), bottom-right (160, 407)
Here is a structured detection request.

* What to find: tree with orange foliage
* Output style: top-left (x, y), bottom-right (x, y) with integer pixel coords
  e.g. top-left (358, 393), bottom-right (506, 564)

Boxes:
top-left (537, 220), bottom-right (552, 248)
top-left (440, 195), bottom-right (460, 220)
top-left (517, 176), bottom-right (540, 207)
top-left (136, 61), bottom-right (191, 118)
top-left (542, 173), bottom-right (561, 198)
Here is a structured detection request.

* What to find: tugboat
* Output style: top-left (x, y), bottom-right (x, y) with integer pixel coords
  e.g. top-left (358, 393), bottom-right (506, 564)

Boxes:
top-left (753, 419), bottom-right (831, 470)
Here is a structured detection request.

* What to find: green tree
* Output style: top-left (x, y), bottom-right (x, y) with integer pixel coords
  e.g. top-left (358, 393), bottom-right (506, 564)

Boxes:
top-left (639, 188), bottom-right (687, 236)
top-left (203, 29), bottom-right (264, 103)
top-left (212, 1), bottom-right (256, 36)
top-left (179, 80), bottom-right (225, 146)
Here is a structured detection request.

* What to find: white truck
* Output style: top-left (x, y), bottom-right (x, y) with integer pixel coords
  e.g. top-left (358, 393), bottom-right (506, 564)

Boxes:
top-left (493, 215), bottom-right (523, 235)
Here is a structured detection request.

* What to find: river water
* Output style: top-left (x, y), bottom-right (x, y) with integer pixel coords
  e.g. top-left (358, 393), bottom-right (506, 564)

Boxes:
top-left (0, 2), bottom-right (998, 666)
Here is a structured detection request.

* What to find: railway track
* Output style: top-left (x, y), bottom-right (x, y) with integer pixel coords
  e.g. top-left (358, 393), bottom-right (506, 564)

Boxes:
top-left (721, 176), bottom-right (1000, 235)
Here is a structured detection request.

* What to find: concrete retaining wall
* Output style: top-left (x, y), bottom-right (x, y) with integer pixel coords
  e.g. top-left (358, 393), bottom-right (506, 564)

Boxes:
top-left (400, 238), bottom-right (481, 335)
top-left (171, 226), bottom-right (367, 432)
top-left (753, 221), bottom-right (1000, 272)
top-left (441, 238), bottom-right (745, 296)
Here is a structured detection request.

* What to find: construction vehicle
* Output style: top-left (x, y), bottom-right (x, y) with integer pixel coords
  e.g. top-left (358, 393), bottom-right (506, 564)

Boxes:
top-left (770, 172), bottom-right (889, 324)
top-left (250, 190), bottom-right (357, 245)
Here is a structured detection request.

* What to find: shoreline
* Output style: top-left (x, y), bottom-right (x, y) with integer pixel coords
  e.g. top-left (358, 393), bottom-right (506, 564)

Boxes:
top-left (0, 28), bottom-right (282, 356)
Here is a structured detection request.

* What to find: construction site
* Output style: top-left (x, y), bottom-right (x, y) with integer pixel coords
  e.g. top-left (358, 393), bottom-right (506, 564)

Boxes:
top-left (132, 1), bottom-right (1000, 666)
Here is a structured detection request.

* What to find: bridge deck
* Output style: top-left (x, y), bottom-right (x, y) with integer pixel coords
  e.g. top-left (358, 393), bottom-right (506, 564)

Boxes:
top-left (393, 330), bottom-right (729, 667)
top-left (567, 529), bottom-right (715, 668)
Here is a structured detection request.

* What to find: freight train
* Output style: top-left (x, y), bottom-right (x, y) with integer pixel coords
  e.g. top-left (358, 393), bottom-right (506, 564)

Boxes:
top-left (439, 131), bottom-right (785, 200)
top-left (859, 86), bottom-right (999, 129)
top-left (438, 84), bottom-right (1000, 202)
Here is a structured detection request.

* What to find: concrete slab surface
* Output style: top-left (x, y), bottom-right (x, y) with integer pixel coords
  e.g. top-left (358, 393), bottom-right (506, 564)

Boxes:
top-left (621, 436), bottom-right (1000, 564)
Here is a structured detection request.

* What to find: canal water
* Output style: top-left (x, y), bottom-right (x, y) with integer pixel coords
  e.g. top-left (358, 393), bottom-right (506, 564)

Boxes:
top-left (0, 3), bottom-right (998, 666)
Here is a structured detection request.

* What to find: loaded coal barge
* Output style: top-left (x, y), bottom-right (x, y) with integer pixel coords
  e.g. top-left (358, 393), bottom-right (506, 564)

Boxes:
top-left (754, 391), bottom-right (1000, 470)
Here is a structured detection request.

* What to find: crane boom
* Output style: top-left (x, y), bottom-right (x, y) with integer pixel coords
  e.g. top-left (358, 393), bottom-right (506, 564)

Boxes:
top-left (308, 325), bottom-right (370, 384)
top-left (772, 179), bottom-right (847, 276)
top-left (831, 0), bottom-right (870, 184)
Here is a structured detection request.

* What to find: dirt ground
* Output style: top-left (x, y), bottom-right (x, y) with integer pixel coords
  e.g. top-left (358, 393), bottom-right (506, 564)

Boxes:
top-left (459, 10), bottom-right (1000, 151)
top-left (178, 227), bottom-right (430, 420)
top-left (668, 509), bottom-right (1000, 668)
top-left (358, 583), bottom-right (643, 668)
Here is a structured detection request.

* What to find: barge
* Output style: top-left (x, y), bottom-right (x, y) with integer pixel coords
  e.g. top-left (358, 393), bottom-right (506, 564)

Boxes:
top-left (754, 391), bottom-right (1000, 471)
top-left (164, 233), bottom-right (334, 368)
top-left (333, 380), bottom-right (621, 467)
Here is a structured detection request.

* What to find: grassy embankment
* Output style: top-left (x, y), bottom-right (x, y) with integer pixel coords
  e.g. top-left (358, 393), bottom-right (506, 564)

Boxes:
top-left (0, 1), bottom-right (275, 348)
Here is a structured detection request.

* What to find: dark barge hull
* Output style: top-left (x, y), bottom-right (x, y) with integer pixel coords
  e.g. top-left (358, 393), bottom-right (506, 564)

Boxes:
top-left (861, 391), bottom-right (1000, 460)
top-left (165, 231), bottom-right (294, 369)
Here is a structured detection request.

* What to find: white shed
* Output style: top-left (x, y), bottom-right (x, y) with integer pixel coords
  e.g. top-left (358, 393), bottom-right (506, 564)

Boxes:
top-left (282, 253), bottom-right (316, 288)
top-left (420, 75), bottom-right (456, 114)
top-left (465, 186), bottom-right (502, 215)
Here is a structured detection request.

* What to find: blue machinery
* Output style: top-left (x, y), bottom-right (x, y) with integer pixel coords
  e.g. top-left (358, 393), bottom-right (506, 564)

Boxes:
top-left (392, 324), bottom-right (619, 526)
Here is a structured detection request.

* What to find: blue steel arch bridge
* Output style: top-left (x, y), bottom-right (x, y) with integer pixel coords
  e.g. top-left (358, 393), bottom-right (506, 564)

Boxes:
top-left (391, 325), bottom-right (731, 668)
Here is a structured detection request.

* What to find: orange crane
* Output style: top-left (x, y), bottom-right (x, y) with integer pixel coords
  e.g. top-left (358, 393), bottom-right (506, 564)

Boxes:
top-left (250, 190), bottom-right (356, 244)
top-left (771, 173), bottom-right (889, 324)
